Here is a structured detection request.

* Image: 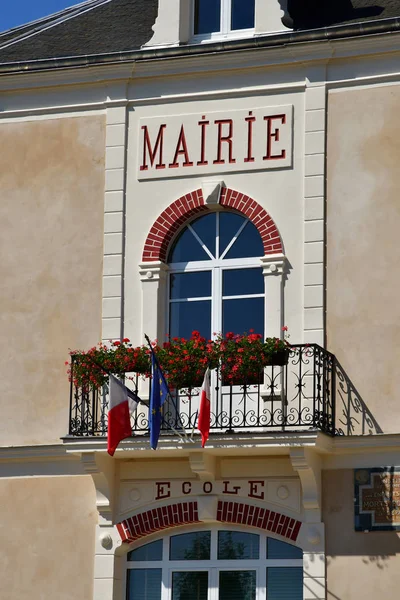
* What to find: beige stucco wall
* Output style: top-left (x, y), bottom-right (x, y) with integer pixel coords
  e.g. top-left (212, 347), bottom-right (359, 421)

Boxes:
top-left (0, 115), bottom-right (105, 446)
top-left (323, 469), bottom-right (400, 599)
top-left (0, 475), bottom-right (97, 600)
top-left (327, 84), bottom-right (400, 434)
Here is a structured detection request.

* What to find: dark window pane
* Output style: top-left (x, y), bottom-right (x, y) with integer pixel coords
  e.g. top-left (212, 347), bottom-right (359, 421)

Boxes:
top-left (267, 567), bottom-right (303, 600)
top-left (219, 212), bottom-right (246, 257)
top-left (223, 297), bottom-right (264, 336)
top-left (169, 227), bottom-right (210, 263)
top-left (219, 571), bottom-right (256, 600)
top-left (172, 571), bottom-right (208, 600)
top-left (218, 531), bottom-right (259, 559)
top-left (190, 213), bottom-right (216, 258)
top-left (170, 272), bottom-right (211, 300)
top-left (223, 268), bottom-right (264, 297)
top-left (127, 540), bottom-right (163, 562)
top-left (194, 0), bottom-right (221, 34)
top-left (127, 569), bottom-right (161, 600)
top-left (267, 539), bottom-right (303, 560)
top-left (231, 0), bottom-right (255, 30)
top-left (225, 221), bottom-right (264, 259)
top-left (170, 300), bottom-right (211, 340)
top-left (170, 531), bottom-right (211, 560)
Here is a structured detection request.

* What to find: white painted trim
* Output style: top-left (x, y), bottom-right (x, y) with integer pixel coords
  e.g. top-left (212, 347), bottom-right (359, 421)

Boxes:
top-left (4, 432), bottom-right (400, 466)
top-left (192, 29), bottom-right (255, 44)
top-left (102, 104), bottom-right (128, 342)
top-left (303, 76), bottom-right (326, 346)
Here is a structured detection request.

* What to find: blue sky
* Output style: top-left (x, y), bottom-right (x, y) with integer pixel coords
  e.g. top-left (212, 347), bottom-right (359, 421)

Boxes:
top-left (1, 0), bottom-right (83, 32)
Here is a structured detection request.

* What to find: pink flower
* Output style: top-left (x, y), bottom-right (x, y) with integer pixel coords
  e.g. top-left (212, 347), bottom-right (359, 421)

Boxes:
top-left (122, 338), bottom-right (130, 343)
top-left (282, 326), bottom-right (288, 332)
top-left (113, 341), bottom-right (121, 346)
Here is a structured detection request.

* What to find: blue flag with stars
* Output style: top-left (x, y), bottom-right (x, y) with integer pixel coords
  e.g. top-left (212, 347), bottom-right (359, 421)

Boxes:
top-left (149, 351), bottom-right (170, 449)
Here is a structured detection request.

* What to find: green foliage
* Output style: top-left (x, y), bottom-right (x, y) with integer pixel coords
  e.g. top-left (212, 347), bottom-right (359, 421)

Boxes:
top-left (67, 329), bottom-right (290, 391)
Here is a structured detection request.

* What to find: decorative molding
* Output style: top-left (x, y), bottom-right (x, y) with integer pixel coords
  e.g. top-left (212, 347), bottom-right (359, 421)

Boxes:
top-left (144, 0), bottom-right (190, 48)
top-left (201, 179), bottom-right (223, 205)
top-left (290, 447), bottom-right (322, 523)
top-left (255, 0), bottom-right (291, 34)
top-left (142, 187), bottom-right (283, 263)
top-left (80, 452), bottom-right (116, 525)
top-left (99, 533), bottom-right (114, 550)
top-left (260, 254), bottom-right (287, 276)
top-left (139, 261), bottom-right (169, 282)
top-left (189, 452), bottom-right (217, 481)
top-left (197, 496), bottom-right (219, 522)
top-left (61, 430), bottom-right (326, 456)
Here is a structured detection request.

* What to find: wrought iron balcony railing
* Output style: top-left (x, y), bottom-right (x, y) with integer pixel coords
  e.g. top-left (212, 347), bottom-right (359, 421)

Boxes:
top-left (68, 344), bottom-right (341, 439)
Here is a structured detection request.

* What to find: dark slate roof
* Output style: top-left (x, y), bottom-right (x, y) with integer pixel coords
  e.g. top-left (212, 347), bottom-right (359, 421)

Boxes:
top-left (288, 0), bottom-right (400, 29)
top-left (0, 0), bottom-right (399, 66)
top-left (0, 0), bottom-right (158, 63)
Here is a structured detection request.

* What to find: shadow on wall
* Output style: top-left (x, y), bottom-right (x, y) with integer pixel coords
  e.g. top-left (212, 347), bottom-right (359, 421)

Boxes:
top-left (323, 469), bottom-right (400, 599)
top-left (287, 0), bottom-right (384, 29)
top-left (334, 357), bottom-right (382, 436)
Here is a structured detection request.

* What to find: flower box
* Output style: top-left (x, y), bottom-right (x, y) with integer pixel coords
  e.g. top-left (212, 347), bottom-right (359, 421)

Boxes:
top-left (268, 348), bottom-right (290, 366)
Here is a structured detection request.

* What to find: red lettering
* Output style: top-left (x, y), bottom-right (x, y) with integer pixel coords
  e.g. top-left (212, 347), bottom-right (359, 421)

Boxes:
top-left (155, 481), bottom-right (171, 500)
top-left (169, 125), bottom-right (194, 168)
top-left (182, 482), bottom-right (192, 495)
top-left (263, 115), bottom-right (286, 161)
top-left (244, 111), bottom-right (256, 163)
top-left (248, 480), bottom-right (265, 500)
top-left (223, 481), bottom-right (241, 495)
top-left (213, 119), bottom-right (236, 165)
top-left (197, 116), bottom-right (209, 166)
top-left (140, 124), bottom-right (166, 171)
top-left (203, 482), bottom-right (213, 494)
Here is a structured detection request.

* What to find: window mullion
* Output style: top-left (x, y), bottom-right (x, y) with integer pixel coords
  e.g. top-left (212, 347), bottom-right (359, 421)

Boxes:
top-left (258, 566), bottom-right (267, 600)
top-left (219, 219), bottom-right (249, 260)
top-left (212, 267), bottom-right (222, 337)
top-left (221, 0), bottom-right (230, 34)
top-left (210, 567), bottom-right (218, 600)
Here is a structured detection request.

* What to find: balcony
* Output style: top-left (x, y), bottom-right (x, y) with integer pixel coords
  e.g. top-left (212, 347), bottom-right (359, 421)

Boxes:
top-left (68, 344), bottom-right (340, 439)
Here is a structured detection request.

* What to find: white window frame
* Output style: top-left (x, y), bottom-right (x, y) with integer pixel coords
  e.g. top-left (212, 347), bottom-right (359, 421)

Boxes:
top-left (125, 524), bottom-right (304, 600)
top-left (192, 0), bottom-right (255, 44)
top-left (167, 212), bottom-right (265, 340)
top-left (168, 260), bottom-right (265, 341)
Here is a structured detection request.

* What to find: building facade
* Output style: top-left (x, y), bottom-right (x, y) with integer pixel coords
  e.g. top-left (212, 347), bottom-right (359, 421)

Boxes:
top-left (1, 1), bottom-right (400, 599)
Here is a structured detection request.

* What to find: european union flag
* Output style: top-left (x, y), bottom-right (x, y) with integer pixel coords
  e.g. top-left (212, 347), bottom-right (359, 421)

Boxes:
top-left (149, 351), bottom-right (170, 449)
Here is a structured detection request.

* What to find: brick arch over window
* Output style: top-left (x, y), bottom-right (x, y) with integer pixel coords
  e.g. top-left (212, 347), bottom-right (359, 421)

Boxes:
top-left (116, 500), bottom-right (301, 544)
top-left (142, 187), bottom-right (283, 263)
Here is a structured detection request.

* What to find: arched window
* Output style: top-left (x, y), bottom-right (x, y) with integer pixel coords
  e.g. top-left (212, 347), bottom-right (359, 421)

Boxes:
top-left (168, 211), bottom-right (265, 340)
top-left (125, 526), bottom-right (304, 599)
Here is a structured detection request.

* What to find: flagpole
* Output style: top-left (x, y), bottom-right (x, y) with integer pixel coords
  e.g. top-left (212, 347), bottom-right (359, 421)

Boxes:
top-left (144, 334), bottom-right (192, 442)
top-left (190, 410), bottom-right (199, 440)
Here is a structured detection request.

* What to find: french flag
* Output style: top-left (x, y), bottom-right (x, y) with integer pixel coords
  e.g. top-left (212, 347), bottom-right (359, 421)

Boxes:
top-left (198, 368), bottom-right (211, 447)
top-left (107, 375), bottom-right (139, 456)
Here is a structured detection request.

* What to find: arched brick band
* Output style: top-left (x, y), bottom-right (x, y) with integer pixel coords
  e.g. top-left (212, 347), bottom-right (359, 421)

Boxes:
top-left (142, 187), bottom-right (283, 262)
top-left (217, 500), bottom-right (301, 542)
top-left (117, 500), bottom-right (301, 544)
top-left (117, 501), bottom-right (200, 543)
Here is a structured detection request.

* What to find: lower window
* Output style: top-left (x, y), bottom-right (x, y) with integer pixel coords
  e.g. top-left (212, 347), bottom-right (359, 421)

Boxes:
top-left (126, 527), bottom-right (303, 599)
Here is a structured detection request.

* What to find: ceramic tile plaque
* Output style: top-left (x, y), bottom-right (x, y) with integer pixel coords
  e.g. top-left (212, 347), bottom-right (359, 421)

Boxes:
top-left (354, 468), bottom-right (400, 531)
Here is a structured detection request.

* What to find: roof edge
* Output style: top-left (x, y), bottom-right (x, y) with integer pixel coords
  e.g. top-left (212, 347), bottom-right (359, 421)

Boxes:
top-left (1, 16), bottom-right (400, 76)
top-left (0, 0), bottom-right (113, 51)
